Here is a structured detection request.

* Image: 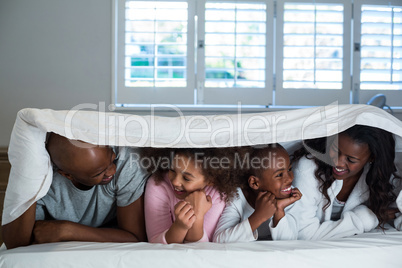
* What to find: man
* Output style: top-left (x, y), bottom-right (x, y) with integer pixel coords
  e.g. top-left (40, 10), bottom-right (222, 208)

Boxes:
top-left (3, 133), bottom-right (149, 249)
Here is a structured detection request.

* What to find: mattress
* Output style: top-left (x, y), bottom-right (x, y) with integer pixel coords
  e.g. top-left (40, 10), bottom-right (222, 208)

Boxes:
top-left (1, 225), bottom-right (401, 268)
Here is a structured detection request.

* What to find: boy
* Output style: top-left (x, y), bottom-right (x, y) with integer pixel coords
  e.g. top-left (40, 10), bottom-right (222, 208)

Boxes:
top-left (2, 133), bottom-right (149, 249)
top-left (213, 143), bottom-right (302, 242)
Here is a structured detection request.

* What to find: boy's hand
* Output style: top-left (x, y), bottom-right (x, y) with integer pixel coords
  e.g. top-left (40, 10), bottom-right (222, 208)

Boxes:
top-left (173, 201), bottom-right (196, 230)
top-left (276, 188), bottom-right (302, 211)
top-left (184, 190), bottom-right (212, 218)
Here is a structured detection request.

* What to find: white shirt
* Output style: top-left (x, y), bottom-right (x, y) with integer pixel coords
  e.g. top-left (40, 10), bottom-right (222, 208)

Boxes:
top-left (213, 188), bottom-right (294, 242)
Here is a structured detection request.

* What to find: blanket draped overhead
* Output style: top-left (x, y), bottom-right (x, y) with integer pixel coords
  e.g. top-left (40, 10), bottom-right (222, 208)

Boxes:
top-left (3, 104), bottom-right (402, 226)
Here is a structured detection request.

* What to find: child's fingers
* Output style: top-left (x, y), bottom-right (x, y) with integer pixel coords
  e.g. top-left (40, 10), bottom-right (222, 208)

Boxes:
top-left (291, 188), bottom-right (302, 200)
top-left (174, 200), bottom-right (187, 209)
top-left (291, 187), bottom-right (302, 196)
top-left (174, 201), bottom-right (191, 214)
top-left (257, 191), bottom-right (276, 205)
top-left (263, 191), bottom-right (275, 201)
top-left (188, 214), bottom-right (196, 225)
top-left (256, 191), bottom-right (267, 199)
top-left (183, 204), bottom-right (194, 216)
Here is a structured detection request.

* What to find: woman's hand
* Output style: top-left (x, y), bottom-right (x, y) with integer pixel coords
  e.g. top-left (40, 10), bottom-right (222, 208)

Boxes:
top-left (384, 207), bottom-right (400, 221)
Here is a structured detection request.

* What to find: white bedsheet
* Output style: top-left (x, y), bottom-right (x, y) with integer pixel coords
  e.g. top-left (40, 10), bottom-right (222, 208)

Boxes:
top-left (1, 226), bottom-right (401, 268)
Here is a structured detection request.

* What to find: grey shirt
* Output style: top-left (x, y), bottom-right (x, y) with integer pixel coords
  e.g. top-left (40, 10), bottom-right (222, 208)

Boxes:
top-left (36, 146), bottom-right (149, 227)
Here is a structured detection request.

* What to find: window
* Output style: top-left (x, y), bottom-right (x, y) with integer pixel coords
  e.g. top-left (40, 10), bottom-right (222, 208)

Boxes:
top-left (199, 1), bottom-right (273, 105)
top-left (114, 0), bottom-right (195, 105)
top-left (275, 0), bottom-right (351, 106)
top-left (353, 0), bottom-right (402, 106)
top-left (112, 0), bottom-right (402, 109)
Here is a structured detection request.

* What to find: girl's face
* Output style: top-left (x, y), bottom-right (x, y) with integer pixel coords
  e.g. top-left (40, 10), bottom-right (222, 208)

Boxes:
top-left (168, 154), bottom-right (210, 200)
top-left (257, 148), bottom-right (294, 200)
top-left (329, 133), bottom-right (372, 182)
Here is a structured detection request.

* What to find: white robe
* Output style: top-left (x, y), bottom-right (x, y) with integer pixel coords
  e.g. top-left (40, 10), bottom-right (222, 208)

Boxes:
top-left (276, 156), bottom-right (384, 240)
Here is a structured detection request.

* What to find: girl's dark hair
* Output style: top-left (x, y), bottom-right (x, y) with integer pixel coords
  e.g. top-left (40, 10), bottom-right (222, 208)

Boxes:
top-left (292, 125), bottom-right (400, 227)
top-left (139, 147), bottom-right (245, 202)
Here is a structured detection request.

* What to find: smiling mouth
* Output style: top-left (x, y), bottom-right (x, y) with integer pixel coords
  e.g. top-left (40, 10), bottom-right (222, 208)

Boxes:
top-left (174, 187), bottom-right (186, 195)
top-left (102, 175), bottom-right (113, 182)
top-left (281, 186), bottom-right (292, 194)
top-left (333, 167), bottom-right (348, 176)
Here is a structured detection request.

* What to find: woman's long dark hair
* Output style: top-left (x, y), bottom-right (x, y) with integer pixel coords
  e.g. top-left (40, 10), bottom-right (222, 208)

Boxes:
top-left (292, 125), bottom-right (400, 227)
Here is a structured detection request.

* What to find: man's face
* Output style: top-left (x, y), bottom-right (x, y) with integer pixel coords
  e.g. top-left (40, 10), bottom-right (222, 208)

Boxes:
top-left (61, 146), bottom-right (117, 190)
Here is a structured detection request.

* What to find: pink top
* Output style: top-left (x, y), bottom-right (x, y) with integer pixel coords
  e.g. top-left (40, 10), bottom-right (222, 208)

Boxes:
top-left (144, 174), bottom-right (225, 244)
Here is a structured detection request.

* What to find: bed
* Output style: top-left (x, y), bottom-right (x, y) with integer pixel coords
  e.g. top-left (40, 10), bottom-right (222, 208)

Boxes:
top-left (1, 104), bottom-right (402, 267)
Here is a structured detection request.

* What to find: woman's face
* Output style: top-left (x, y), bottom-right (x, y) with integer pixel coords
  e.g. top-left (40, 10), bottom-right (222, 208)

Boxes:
top-left (329, 133), bottom-right (372, 182)
top-left (168, 154), bottom-right (210, 199)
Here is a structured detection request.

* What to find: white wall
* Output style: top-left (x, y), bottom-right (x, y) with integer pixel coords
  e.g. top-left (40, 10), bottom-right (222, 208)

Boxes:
top-left (0, 0), bottom-right (112, 146)
top-left (1, 0), bottom-right (401, 147)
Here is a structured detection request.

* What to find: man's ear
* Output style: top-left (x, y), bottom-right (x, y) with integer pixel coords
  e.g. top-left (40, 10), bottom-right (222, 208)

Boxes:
top-left (248, 176), bottom-right (260, 190)
top-left (57, 170), bottom-right (74, 181)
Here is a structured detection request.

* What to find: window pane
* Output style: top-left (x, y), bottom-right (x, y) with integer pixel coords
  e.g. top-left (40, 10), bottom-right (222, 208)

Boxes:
top-left (360, 5), bottom-right (402, 90)
top-left (204, 1), bottom-right (266, 88)
top-left (283, 3), bottom-right (344, 89)
top-left (125, 1), bottom-right (188, 87)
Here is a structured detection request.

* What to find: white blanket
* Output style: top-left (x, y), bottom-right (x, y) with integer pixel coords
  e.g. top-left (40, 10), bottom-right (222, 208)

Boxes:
top-left (3, 104), bottom-right (402, 226)
top-left (1, 226), bottom-right (402, 268)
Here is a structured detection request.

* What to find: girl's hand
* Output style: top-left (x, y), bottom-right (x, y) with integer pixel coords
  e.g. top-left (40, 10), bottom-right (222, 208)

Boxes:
top-left (276, 187), bottom-right (302, 211)
top-left (272, 188), bottom-right (302, 227)
top-left (184, 190), bottom-right (212, 218)
top-left (254, 191), bottom-right (277, 221)
top-left (173, 201), bottom-right (196, 230)
top-left (248, 191), bottom-right (277, 231)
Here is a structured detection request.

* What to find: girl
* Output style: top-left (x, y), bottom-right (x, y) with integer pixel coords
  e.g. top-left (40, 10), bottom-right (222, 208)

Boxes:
top-left (142, 147), bottom-right (241, 244)
top-left (288, 125), bottom-right (401, 240)
top-left (213, 144), bottom-right (302, 242)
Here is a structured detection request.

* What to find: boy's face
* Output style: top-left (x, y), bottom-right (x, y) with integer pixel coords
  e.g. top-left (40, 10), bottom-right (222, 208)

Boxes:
top-left (168, 154), bottom-right (210, 200)
top-left (61, 146), bottom-right (117, 190)
top-left (256, 148), bottom-right (294, 200)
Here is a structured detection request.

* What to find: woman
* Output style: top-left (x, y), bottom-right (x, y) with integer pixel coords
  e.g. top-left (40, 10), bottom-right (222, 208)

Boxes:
top-left (285, 125), bottom-right (400, 240)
